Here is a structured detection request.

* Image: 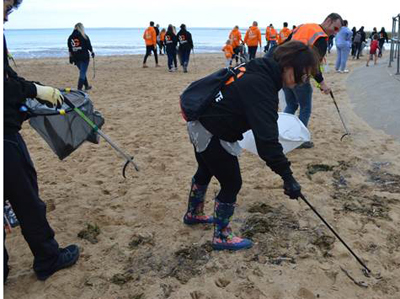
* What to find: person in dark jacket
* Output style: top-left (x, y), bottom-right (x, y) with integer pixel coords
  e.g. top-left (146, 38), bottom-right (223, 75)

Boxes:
top-left (164, 24), bottom-right (178, 72)
top-left (351, 26), bottom-right (357, 56)
top-left (3, 0), bottom-right (80, 282)
top-left (378, 27), bottom-right (389, 57)
top-left (177, 24), bottom-right (194, 73)
top-left (183, 41), bottom-right (320, 251)
top-left (352, 26), bottom-right (366, 59)
top-left (68, 23), bottom-right (95, 90)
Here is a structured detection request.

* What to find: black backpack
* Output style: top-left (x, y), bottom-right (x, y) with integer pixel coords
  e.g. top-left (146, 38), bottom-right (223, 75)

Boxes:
top-left (353, 32), bottom-right (362, 43)
top-left (180, 65), bottom-right (245, 121)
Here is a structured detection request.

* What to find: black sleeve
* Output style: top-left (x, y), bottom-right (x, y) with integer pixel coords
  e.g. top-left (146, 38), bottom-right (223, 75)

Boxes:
top-left (86, 36), bottom-right (93, 53)
top-left (188, 32), bottom-right (194, 49)
top-left (237, 75), bottom-right (292, 178)
top-left (4, 69), bottom-right (37, 105)
top-left (67, 35), bottom-right (73, 53)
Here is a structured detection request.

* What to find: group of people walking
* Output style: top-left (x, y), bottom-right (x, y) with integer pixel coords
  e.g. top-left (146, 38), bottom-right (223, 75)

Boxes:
top-left (142, 21), bottom-right (194, 73)
top-left (223, 22), bottom-right (294, 65)
top-left (334, 24), bottom-right (389, 73)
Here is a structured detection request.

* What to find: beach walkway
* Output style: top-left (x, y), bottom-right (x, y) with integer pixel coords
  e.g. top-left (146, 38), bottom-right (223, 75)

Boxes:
top-left (346, 56), bottom-right (400, 142)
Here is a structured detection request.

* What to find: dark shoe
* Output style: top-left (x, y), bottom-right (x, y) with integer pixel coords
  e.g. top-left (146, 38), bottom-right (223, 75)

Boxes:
top-left (84, 85), bottom-right (92, 91)
top-left (298, 141), bottom-right (314, 149)
top-left (77, 79), bottom-right (84, 90)
top-left (35, 245), bottom-right (80, 281)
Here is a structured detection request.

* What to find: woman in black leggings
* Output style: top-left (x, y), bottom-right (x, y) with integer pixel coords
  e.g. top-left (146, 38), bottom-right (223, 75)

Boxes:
top-left (182, 41), bottom-right (320, 251)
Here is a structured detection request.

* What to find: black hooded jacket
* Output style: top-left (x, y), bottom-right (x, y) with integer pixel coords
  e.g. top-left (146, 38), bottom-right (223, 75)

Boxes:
top-left (3, 35), bottom-right (37, 134)
top-left (199, 57), bottom-right (292, 178)
top-left (177, 29), bottom-right (193, 51)
top-left (165, 30), bottom-right (178, 51)
top-left (67, 29), bottom-right (93, 62)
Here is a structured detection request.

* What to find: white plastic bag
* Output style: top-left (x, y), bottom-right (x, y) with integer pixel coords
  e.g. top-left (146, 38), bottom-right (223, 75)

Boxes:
top-left (238, 112), bottom-right (310, 155)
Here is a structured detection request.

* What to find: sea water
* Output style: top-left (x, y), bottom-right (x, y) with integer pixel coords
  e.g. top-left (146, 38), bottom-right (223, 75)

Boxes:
top-left (4, 27), bottom-right (243, 59)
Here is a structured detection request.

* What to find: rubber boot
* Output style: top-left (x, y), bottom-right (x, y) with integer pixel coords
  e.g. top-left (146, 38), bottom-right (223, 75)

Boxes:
top-left (212, 199), bottom-right (253, 251)
top-left (77, 79), bottom-right (84, 90)
top-left (183, 179), bottom-right (213, 225)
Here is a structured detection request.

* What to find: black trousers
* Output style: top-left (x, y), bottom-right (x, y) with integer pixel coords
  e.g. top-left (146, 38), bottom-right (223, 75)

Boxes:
top-left (193, 137), bottom-right (242, 204)
top-left (143, 45), bottom-right (158, 64)
top-left (4, 133), bottom-right (59, 279)
top-left (248, 46), bottom-right (258, 60)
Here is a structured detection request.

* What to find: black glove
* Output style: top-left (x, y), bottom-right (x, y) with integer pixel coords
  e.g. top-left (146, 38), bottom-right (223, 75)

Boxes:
top-left (282, 174), bottom-right (302, 200)
top-left (91, 52), bottom-right (95, 58)
top-left (69, 56), bottom-right (75, 64)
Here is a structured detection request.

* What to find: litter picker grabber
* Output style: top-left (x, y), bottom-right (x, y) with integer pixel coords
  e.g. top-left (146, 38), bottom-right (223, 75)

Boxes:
top-left (63, 91), bottom-right (139, 178)
top-left (330, 91), bottom-right (350, 141)
top-left (299, 193), bottom-right (371, 274)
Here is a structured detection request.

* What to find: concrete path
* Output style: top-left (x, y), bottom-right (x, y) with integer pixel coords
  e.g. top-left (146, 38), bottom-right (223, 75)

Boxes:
top-left (346, 57), bottom-right (400, 142)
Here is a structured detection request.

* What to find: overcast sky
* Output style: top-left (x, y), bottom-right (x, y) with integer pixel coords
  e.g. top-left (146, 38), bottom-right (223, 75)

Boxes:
top-left (4, 0), bottom-right (398, 31)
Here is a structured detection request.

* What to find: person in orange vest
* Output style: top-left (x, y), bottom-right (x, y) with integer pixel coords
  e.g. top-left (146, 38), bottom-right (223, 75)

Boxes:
top-left (265, 24), bottom-right (278, 52)
top-left (159, 28), bottom-right (166, 55)
top-left (244, 21), bottom-right (262, 60)
top-left (264, 24), bottom-right (271, 52)
top-left (229, 25), bottom-right (243, 65)
top-left (222, 39), bottom-right (235, 67)
top-left (278, 22), bottom-right (292, 45)
top-left (280, 13), bottom-right (343, 148)
top-left (142, 21), bottom-right (159, 68)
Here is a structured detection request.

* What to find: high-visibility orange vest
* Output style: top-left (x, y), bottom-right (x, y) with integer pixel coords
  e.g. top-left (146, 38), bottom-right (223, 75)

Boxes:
top-left (291, 24), bottom-right (328, 46)
top-left (278, 27), bottom-right (292, 44)
top-left (268, 28), bottom-right (278, 41)
top-left (265, 26), bottom-right (271, 41)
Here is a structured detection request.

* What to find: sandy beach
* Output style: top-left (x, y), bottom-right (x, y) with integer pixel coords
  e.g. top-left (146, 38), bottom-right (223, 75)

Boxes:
top-left (4, 52), bottom-right (400, 299)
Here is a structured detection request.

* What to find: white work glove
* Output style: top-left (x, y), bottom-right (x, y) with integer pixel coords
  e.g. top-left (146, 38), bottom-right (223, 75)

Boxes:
top-left (34, 84), bottom-right (64, 108)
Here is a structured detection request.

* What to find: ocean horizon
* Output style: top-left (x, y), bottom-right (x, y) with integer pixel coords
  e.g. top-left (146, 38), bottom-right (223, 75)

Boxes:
top-left (5, 27), bottom-right (388, 59)
top-left (4, 27), bottom-right (255, 59)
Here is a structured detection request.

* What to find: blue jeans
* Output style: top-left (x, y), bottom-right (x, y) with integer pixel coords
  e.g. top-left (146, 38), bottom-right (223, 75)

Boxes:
top-left (335, 44), bottom-right (350, 71)
top-left (179, 49), bottom-right (191, 67)
top-left (166, 48), bottom-right (177, 69)
top-left (283, 82), bottom-right (313, 127)
top-left (76, 59), bottom-right (89, 81)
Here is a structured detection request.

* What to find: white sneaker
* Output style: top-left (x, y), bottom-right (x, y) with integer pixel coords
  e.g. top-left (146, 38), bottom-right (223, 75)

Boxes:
top-left (342, 69), bottom-right (349, 73)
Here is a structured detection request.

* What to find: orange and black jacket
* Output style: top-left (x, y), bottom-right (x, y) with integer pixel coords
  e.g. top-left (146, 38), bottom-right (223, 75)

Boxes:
top-left (67, 29), bottom-right (93, 62)
top-left (164, 31), bottom-right (178, 51)
top-left (177, 29), bottom-right (194, 51)
top-left (4, 35), bottom-right (37, 134)
top-left (199, 58), bottom-right (292, 178)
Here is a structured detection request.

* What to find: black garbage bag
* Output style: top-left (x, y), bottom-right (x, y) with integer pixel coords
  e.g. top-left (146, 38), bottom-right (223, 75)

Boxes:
top-left (26, 89), bottom-right (104, 160)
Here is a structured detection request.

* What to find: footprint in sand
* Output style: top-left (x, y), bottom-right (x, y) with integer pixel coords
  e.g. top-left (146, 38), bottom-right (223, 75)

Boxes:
top-left (297, 287), bottom-right (316, 299)
top-left (215, 277), bottom-right (231, 288)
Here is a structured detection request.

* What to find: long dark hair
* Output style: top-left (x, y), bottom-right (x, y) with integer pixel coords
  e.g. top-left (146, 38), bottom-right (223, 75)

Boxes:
top-left (273, 40), bottom-right (320, 84)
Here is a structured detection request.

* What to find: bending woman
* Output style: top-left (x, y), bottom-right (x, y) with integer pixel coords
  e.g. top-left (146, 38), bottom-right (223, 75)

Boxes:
top-left (183, 41), bottom-right (320, 251)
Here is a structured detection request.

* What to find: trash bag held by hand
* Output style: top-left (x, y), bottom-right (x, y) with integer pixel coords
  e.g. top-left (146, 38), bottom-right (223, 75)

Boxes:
top-left (26, 89), bottom-right (104, 160)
